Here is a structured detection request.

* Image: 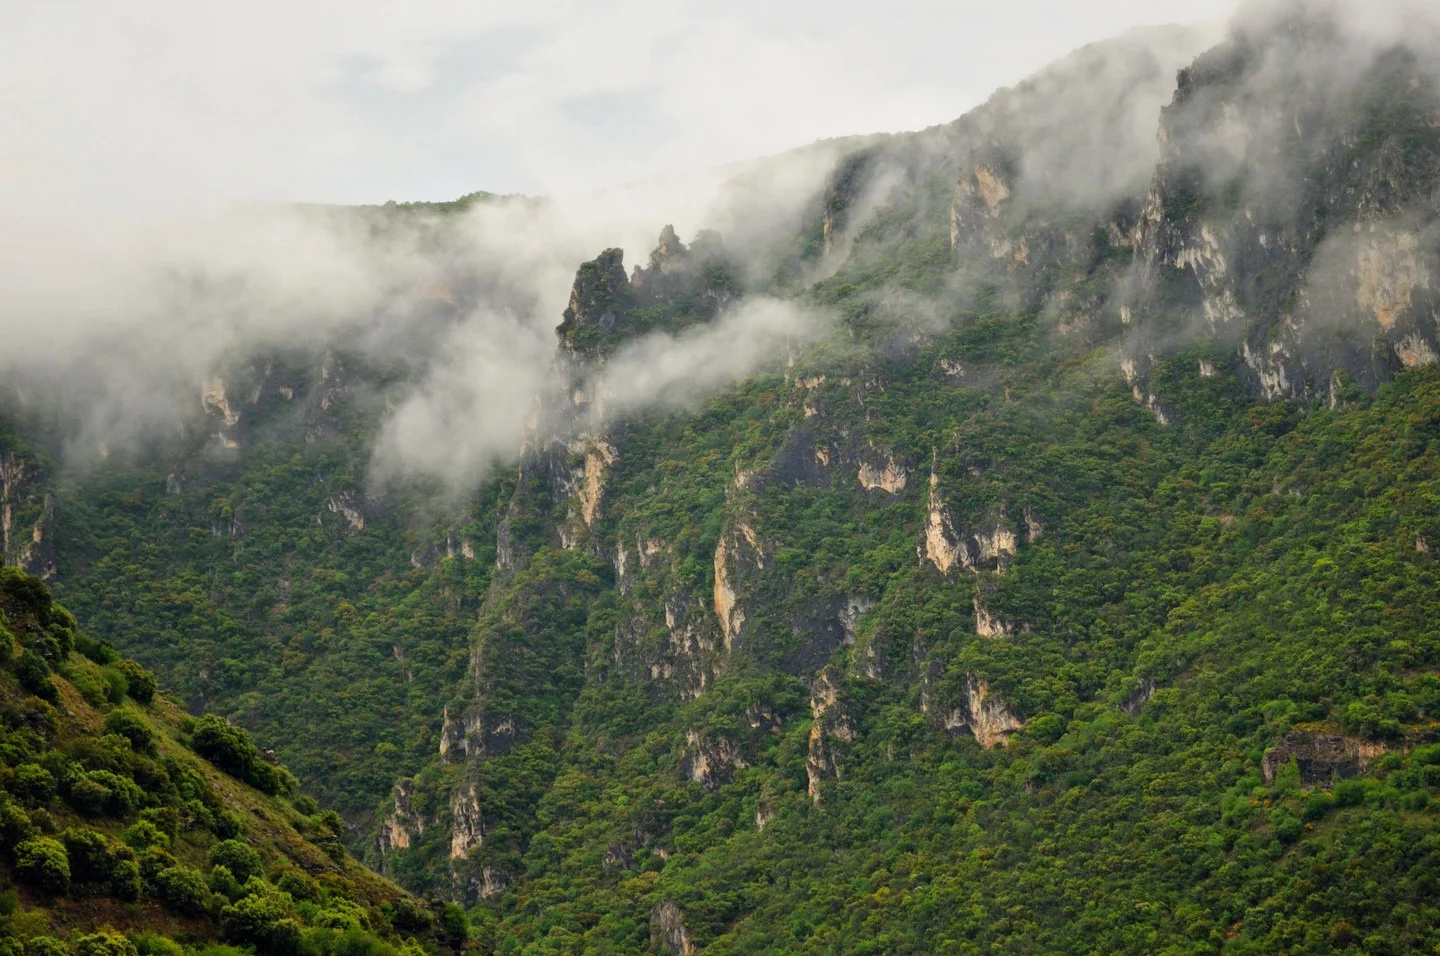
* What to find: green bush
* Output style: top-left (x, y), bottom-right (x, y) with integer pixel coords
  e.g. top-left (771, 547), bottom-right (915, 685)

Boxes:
top-left (74, 931), bottom-right (138, 956)
top-left (15, 652), bottom-right (56, 704)
top-left (138, 806), bottom-right (180, 839)
top-left (102, 710), bottom-right (153, 754)
top-left (274, 869), bottom-right (319, 902)
top-left (122, 819), bottom-right (169, 851)
top-left (219, 891), bottom-right (300, 954)
top-left (61, 827), bottom-right (137, 898)
top-left (11, 763), bottom-right (55, 807)
top-left (207, 864), bottom-right (243, 903)
top-left (24, 939), bottom-right (70, 956)
top-left (99, 667), bottom-right (128, 706)
top-left (0, 798), bottom-right (36, 851)
top-left (138, 845), bottom-right (178, 887)
top-left (115, 661), bottom-right (156, 705)
top-left (63, 769), bottom-right (142, 819)
top-left (130, 934), bottom-right (184, 956)
top-left (207, 840), bottom-right (262, 884)
top-left (14, 836), bottom-right (70, 894)
top-left (156, 864), bottom-right (213, 916)
top-left (211, 809), bottom-right (245, 840)
top-left (191, 716), bottom-right (295, 795)
top-left (385, 897), bottom-right (433, 933)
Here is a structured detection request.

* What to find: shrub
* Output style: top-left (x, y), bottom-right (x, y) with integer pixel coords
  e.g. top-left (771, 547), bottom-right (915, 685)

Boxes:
top-left (386, 896), bottom-right (433, 933)
top-left (192, 715), bottom-right (252, 774)
top-left (116, 661), bottom-right (156, 705)
top-left (14, 836), bottom-right (70, 894)
top-left (0, 798), bottom-right (36, 850)
top-left (66, 774), bottom-right (111, 817)
top-left (211, 809), bottom-right (245, 841)
top-left (207, 865), bottom-right (243, 902)
top-left (75, 633), bottom-right (119, 666)
top-left (64, 770), bottom-right (143, 819)
top-left (139, 807), bottom-right (181, 839)
top-left (130, 934), bottom-right (184, 956)
top-left (311, 898), bottom-right (370, 931)
top-left (108, 857), bottom-right (141, 901)
top-left (208, 839), bottom-right (262, 884)
top-left (24, 939), bottom-right (70, 956)
top-left (102, 710), bottom-right (154, 754)
top-left (74, 931), bottom-right (138, 956)
top-left (220, 892), bottom-right (300, 955)
top-left (443, 901), bottom-right (470, 941)
top-left (15, 652), bottom-right (56, 703)
top-left (1300, 792), bottom-right (1334, 821)
top-left (156, 864), bottom-right (213, 916)
top-left (11, 763), bottom-right (55, 807)
top-left (191, 716), bottom-right (294, 795)
top-left (274, 869), bottom-right (319, 902)
top-left (1270, 808), bottom-right (1303, 843)
top-left (122, 819), bottom-right (169, 851)
top-left (100, 667), bottom-right (128, 705)
top-left (61, 827), bottom-right (137, 899)
top-left (1334, 778), bottom-right (1369, 807)
top-left (139, 846), bottom-right (179, 886)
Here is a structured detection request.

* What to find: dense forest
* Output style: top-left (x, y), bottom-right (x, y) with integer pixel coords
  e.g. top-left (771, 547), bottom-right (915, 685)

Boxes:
top-left (4, 1), bottom-right (1440, 952)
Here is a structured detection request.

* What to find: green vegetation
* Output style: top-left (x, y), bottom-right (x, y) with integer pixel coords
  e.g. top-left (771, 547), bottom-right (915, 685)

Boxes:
top-left (0, 570), bottom-right (460, 955)
top-left (4, 7), bottom-right (1440, 953)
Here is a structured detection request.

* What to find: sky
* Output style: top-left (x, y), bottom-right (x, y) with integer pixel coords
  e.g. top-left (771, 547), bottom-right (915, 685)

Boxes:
top-left (3, 0), bottom-right (1239, 212)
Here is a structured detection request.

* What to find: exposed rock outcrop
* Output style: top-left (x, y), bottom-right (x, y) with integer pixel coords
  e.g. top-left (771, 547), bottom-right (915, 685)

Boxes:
top-left (651, 902), bottom-right (697, 956)
top-left (682, 730), bottom-right (748, 790)
top-left (449, 776), bottom-right (484, 861)
top-left (925, 673), bottom-right (1021, 750)
top-left (806, 669), bottom-right (854, 805)
top-left (377, 779), bottom-right (424, 856)
top-left (973, 595), bottom-right (1011, 638)
top-left (858, 446), bottom-right (907, 493)
top-left (326, 491), bottom-right (366, 533)
top-left (1261, 729), bottom-right (1389, 786)
top-left (0, 450), bottom-right (54, 579)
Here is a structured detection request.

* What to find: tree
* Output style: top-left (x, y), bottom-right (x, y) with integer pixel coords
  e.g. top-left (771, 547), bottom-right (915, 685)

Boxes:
top-left (11, 764), bottom-right (55, 807)
top-left (207, 839), bottom-right (262, 884)
top-left (104, 709), bottom-right (154, 754)
top-left (74, 931), bottom-right (139, 956)
top-left (155, 864), bottom-right (212, 916)
top-left (14, 837), bottom-right (70, 894)
top-left (116, 660), bottom-right (157, 704)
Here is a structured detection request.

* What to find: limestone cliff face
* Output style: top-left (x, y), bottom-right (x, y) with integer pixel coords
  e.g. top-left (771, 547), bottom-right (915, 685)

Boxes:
top-left (681, 729), bottom-right (749, 790)
top-left (449, 776), bottom-right (484, 861)
top-left (922, 671), bottom-right (1022, 750)
top-left (650, 902), bottom-right (697, 956)
top-left (806, 669), bottom-right (854, 805)
top-left (556, 248), bottom-right (633, 358)
top-left (611, 534), bottom-right (728, 701)
top-left (1126, 11), bottom-right (1440, 401)
top-left (376, 778), bottom-right (424, 858)
top-left (921, 480), bottom-right (1024, 577)
top-left (1261, 728), bottom-right (1389, 786)
top-left (0, 448), bottom-right (54, 579)
top-left (857, 446), bottom-right (908, 494)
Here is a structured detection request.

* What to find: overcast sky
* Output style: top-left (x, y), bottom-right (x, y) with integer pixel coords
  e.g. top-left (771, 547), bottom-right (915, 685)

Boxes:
top-left (5, 0), bottom-right (1239, 212)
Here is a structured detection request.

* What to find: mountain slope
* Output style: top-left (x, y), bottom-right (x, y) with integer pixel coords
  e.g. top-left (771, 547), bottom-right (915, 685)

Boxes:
top-left (0, 568), bottom-right (463, 954)
top-left (4, 2), bottom-right (1440, 953)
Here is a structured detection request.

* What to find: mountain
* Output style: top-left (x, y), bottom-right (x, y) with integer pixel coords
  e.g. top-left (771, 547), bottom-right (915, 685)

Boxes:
top-left (5, 0), bottom-right (1440, 952)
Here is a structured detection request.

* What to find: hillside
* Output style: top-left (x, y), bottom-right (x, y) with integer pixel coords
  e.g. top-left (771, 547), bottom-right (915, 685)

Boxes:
top-left (0, 568), bottom-right (463, 954)
top-left (4, 1), bottom-right (1440, 953)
